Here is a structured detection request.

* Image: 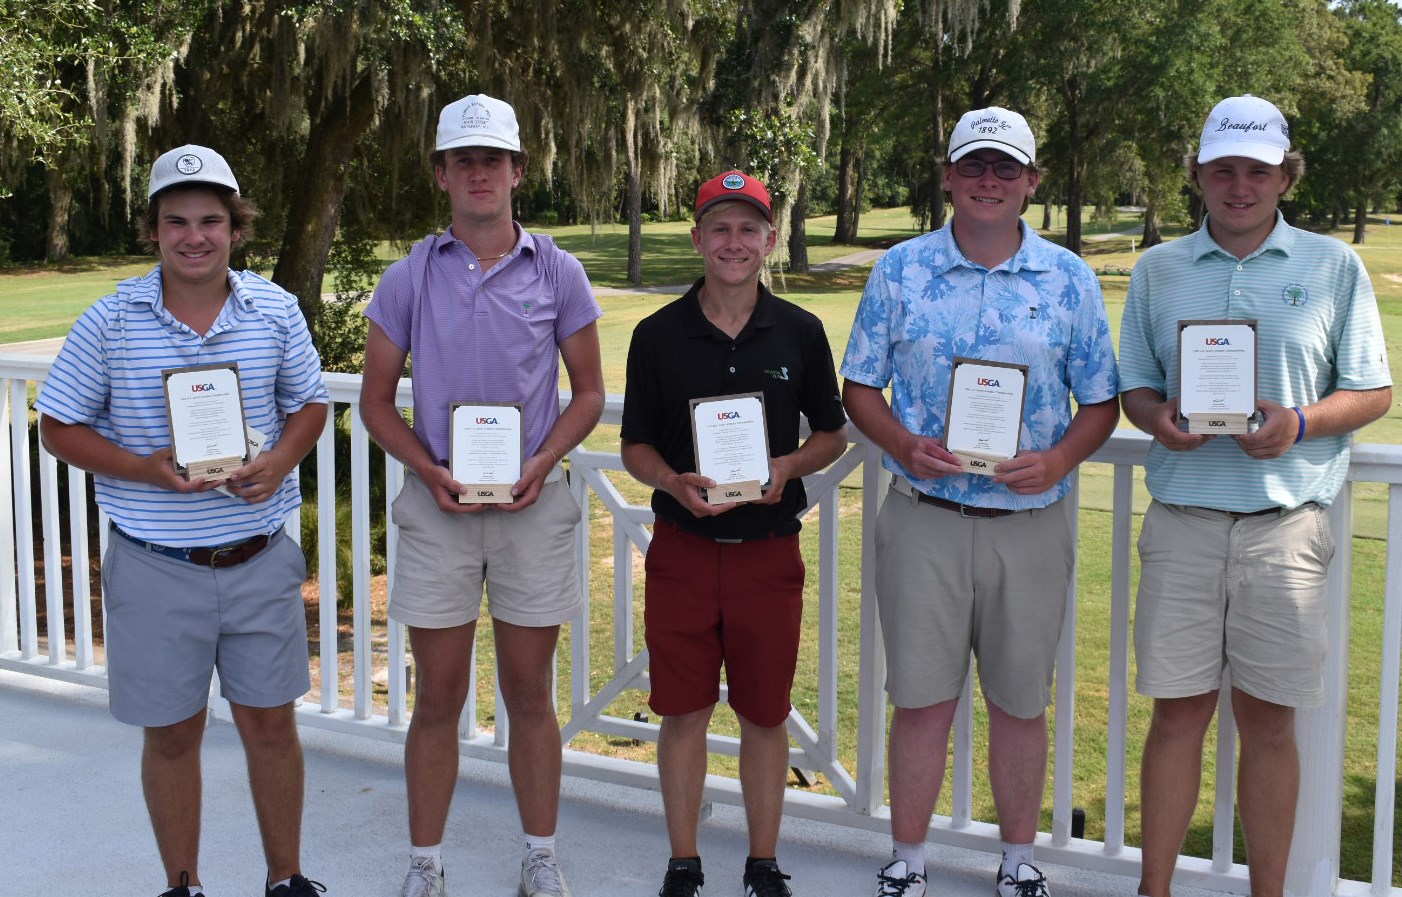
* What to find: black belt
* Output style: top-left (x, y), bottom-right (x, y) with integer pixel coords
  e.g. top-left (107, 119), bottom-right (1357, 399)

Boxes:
top-left (656, 516), bottom-right (795, 543)
top-left (1223, 506), bottom-right (1287, 519)
top-left (911, 492), bottom-right (1018, 519)
top-left (113, 525), bottom-right (273, 568)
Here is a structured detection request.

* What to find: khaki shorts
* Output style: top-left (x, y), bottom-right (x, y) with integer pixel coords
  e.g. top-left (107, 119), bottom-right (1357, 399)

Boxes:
top-left (388, 470), bottom-right (584, 629)
top-left (874, 480), bottom-right (1074, 718)
top-left (102, 528), bottom-right (310, 727)
top-left (1134, 500), bottom-right (1333, 708)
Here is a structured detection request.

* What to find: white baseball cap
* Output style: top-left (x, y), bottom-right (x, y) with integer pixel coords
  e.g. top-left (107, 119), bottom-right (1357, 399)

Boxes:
top-left (1197, 95), bottom-right (1290, 165)
top-left (436, 94), bottom-right (521, 152)
top-left (948, 107), bottom-right (1036, 165)
top-left (147, 145), bottom-right (240, 199)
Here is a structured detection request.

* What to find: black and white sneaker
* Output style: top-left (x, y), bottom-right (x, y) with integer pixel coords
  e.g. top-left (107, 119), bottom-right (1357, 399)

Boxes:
top-left (658, 857), bottom-right (704, 897)
top-left (873, 859), bottom-right (927, 897)
top-left (159, 872), bottom-right (196, 897)
top-left (266, 874), bottom-right (327, 896)
top-left (995, 862), bottom-right (1049, 897)
top-left (742, 859), bottom-right (792, 897)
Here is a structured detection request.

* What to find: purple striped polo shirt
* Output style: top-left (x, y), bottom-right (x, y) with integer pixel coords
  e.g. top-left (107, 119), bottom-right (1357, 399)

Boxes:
top-left (365, 224), bottom-right (602, 464)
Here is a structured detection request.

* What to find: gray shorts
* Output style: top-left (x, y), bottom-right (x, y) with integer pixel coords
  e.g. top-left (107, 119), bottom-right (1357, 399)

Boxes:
top-left (874, 480), bottom-right (1074, 718)
top-left (388, 470), bottom-right (585, 629)
top-left (1134, 500), bottom-right (1333, 708)
top-left (101, 528), bottom-right (311, 727)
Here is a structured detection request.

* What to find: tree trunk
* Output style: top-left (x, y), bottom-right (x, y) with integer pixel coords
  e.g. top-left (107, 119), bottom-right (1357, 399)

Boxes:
top-left (1142, 202), bottom-right (1162, 248)
top-left (788, 180), bottom-right (809, 274)
top-left (834, 133), bottom-right (859, 244)
top-left (1352, 203), bottom-right (1367, 245)
top-left (1041, 202), bottom-right (1052, 231)
top-left (45, 165), bottom-right (73, 262)
top-left (625, 104), bottom-right (644, 286)
top-left (851, 151), bottom-right (866, 238)
top-left (271, 71), bottom-right (380, 337)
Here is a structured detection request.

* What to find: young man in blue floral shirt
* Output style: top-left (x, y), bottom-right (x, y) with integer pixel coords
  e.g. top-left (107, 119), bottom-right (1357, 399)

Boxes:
top-left (841, 107), bottom-right (1119, 897)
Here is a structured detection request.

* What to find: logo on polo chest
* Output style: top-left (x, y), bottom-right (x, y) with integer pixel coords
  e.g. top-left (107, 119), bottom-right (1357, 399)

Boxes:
top-left (1282, 284), bottom-right (1308, 307)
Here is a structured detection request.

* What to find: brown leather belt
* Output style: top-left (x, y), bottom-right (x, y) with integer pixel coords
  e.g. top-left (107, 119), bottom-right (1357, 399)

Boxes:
top-left (113, 526), bottom-right (272, 568)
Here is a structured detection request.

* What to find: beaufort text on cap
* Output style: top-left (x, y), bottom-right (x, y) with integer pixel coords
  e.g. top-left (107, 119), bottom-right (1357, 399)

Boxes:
top-left (436, 94), bottom-right (522, 153)
top-left (1197, 94), bottom-right (1290, 165)
top-left (947, 107), bottom-right (1036, 166)
top-left (147, 145), bottom-right (240, 199)
top-left (694, 170), bottom-right (772, 222)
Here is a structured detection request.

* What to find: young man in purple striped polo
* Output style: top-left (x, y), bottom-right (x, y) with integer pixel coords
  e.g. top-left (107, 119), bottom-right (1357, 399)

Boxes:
top-left (37, 145), bottom-right (330, 897)
top-left (360, 94), bottom-right (605, 897)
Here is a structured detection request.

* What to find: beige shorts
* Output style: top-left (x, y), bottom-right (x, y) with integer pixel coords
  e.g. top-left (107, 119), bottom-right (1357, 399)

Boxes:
top-left (874, 480), bottom-right (1075, 719)
top-left (1134, 500), bottom-right (1333, 708)
top-left (388, 470), bottom-right (584, 629)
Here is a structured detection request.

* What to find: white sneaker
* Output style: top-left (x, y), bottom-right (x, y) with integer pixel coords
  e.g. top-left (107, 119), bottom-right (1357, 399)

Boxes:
top-left (874, 859), bottom-right (927, 897)
top-left (520, 848), bottom-right (572, 897)
top-left (399, 855), bottom-right (446, 897)
top-left (995, 862), bottom-right (1050, 897)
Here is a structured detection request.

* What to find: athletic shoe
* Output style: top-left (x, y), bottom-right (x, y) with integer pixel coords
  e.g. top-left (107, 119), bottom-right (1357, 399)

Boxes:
top-left (873, 859), bottom-right (927, 897)
top-left (400, 856), bottom-right (447, 897)
top-left (658, 858), bottom-right (704, 897)
top-left (995, 862), bottom-right (1050, 897)
top-left (266, 874), bottom-right (327, 896)
top-left (519, 848), bottom-right (572, 897)
top-left (742, 860), bottom-right (792, 897)
top-left (159, 872), bottom-right (196, 897)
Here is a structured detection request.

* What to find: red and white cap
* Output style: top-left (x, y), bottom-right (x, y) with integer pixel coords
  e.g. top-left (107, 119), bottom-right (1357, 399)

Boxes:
top-left (695, 170), bottom-right (772, 222)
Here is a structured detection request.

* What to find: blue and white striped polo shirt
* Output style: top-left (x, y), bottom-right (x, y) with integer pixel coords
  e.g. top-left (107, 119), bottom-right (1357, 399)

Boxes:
top-left (36, 267), bottom-right (329, 546)
top-left (1118, 214), bottom-right (1391, 511)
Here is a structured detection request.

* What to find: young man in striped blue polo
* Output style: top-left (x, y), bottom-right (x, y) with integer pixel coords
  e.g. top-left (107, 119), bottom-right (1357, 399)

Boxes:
top-left (37, 146), bottom-right (329, 897)
top-left (1119, 95), bottom-right (1392, 897)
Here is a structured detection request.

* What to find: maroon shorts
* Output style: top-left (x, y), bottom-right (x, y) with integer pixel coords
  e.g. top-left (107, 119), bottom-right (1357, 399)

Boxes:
top-left (643, 518), bottom-right (805, 727)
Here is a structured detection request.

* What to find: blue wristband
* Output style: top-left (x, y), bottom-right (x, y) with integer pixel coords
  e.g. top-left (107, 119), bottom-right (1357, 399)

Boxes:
top-left (1292, 406), bottom-right (1306, 443)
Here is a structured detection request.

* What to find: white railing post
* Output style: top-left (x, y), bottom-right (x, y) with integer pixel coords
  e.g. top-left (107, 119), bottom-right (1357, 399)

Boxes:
top-left (1285, 493), bottom-right (1354, 896)
top-left (1051, 474), bottom-right (1081, 847)
top-left (855, 441), bottom-right (888, 816)
top-left (68, 466), bottom-right (93, 670)
top-left (12, 379), bottom-right (38, 659)
top-left (1104, 463), bottom-right (1135, 854)
top-left (0, 377), bottom-right (16, 656)
top-left (316, 409), bottom-right (338, 714)
top-left (350, 405), bottom-right (372, 720)
top-left (38, 444), bottom-right (65, 664)
top-left (1371, 485), bottom-right (1402, 897)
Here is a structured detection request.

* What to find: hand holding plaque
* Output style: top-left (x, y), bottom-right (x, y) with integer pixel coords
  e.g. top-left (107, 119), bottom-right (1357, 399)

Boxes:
top-left (691, 393), bottom-right (771, 505)
top-left (163, 363), bottom-right (249, 482)
top-left (450, 403), bottom-right (523, 504)
top-left (1178, 320), bottom-right (1257, 434)
top-left (944, 357), bottom-right (1028, 476)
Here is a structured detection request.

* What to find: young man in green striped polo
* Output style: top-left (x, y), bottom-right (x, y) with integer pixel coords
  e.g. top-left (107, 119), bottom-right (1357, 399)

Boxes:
top-left (1118, 94), bottom-right (1392, 897)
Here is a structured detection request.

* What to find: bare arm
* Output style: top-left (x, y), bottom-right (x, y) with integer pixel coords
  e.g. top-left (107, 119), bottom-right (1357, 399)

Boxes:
top-left (1235, 386), bottom-right (1392, 460)
top-left (40, 414), bottom-right (216, 493)
top-left (359, 322), bottom-right (471, 513)
top-left (224, 401), bottom-right (328, 503)
top-left (500, 321), bottom-right (606, 512)
top-left (752, 425), bottom-right (849, 506)
top-left (622, 438), bottom-right (738, 517)
top-left (994, 398), bottom-right (1119, 495)
top-left (841, 379), bottom-right (962, 479)
top-left (1120, 387), bottom-right (1213, 452)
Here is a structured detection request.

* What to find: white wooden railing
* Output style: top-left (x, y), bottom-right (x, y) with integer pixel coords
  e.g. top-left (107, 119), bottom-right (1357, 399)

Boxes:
top-left (2, 356), bottom-right (1399, 897)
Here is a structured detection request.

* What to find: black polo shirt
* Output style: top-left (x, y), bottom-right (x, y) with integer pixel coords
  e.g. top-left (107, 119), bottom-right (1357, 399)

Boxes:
top-left (621, 278), bottom-right (847, 540)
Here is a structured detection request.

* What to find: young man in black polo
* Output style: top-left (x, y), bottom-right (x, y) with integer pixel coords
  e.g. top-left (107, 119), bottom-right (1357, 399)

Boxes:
top-left (621, 170), bottom-right (848, 897)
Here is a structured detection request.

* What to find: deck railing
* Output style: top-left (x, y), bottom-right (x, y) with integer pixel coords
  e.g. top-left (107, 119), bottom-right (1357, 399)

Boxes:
top-left (2, 355), bottom-right (1398, 897)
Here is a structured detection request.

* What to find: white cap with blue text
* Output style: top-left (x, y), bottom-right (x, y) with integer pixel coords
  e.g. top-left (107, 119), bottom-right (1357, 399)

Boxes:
top-left (1197, 95), bottom-right (1290, 165)
top-left (436, 94), bottom-right (522, 152)
top-left (948, 107), bottom-right (1036, 165)
top-left (147, 145), bottom-right (240, 199)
